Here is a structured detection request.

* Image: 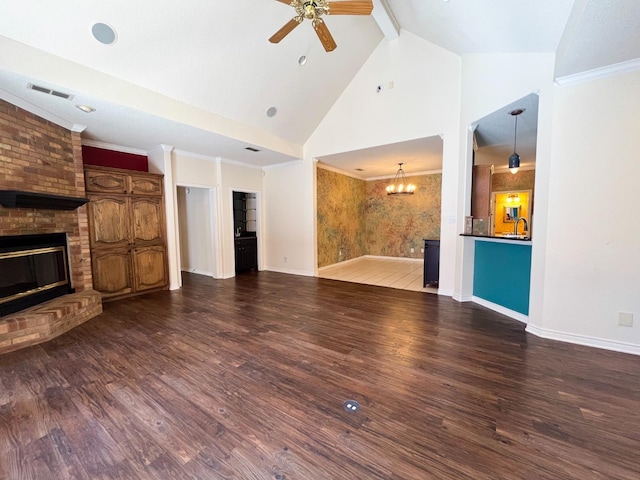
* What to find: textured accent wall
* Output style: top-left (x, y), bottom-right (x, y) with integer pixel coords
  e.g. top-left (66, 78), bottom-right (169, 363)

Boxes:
top-left (317, 166), bottom-right (441, 267)
top-left (317, 168), bottom-right (367, 267)
top-left (492, 169), bottom-right (535, 192)
top-left (366, 173), bottom-right (441, 258)
top-left (0, 99), bottom-right (92, 292)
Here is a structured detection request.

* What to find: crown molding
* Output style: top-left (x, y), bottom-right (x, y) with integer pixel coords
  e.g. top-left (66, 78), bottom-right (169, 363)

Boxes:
top-left (262, 159), bottom-right (303, 170)
top-left (367, 169), bottom-right (442, 181)
top-left (317, 162), bottom-right (442, 181)
top-left (81, 139), bottom-right (148, 156)
top-left (172, 148), bottom-right (218, 162)
top-left (316, 162), bottom-right (365, 180)
top-left (555, 58), bottom-right (640, 87)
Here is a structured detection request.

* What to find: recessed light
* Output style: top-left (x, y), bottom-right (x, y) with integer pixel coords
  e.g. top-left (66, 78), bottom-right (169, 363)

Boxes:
top-left (76, 105), bottom-right (96, 113)
top-left (298, 55), bottom-right (307, 66)
top-left (92, 23), bottom-right (117, 45)
top-left (266, 107), bottom-right (277, 118)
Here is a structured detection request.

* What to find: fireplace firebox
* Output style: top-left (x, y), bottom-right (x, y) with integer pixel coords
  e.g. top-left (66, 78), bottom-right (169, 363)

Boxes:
top-left (0, 233), bottom-right (74, 317)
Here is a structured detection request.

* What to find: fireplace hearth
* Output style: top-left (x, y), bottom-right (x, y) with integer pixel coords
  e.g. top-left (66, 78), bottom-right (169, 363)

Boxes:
top-left (0, 233), bottom-right (74, 317)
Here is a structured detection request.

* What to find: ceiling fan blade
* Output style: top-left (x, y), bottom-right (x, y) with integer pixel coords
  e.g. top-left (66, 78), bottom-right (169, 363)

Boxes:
top-left (269, 17), bottom-right (302, 44)
top-left (313, 20), bottom-right (337, 52)
top-left (327, 0), bottom-right (373, 15)
top-left (274, 0), bottom-right (293, 4)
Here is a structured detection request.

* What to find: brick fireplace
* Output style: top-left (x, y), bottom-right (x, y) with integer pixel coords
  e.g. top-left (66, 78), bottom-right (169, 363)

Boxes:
top-left (0, 99), bottom-right (102, 354)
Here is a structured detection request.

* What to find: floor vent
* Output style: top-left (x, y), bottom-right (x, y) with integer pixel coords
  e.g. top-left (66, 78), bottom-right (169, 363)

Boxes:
top-left (27, 83), bottom-right (74, 100)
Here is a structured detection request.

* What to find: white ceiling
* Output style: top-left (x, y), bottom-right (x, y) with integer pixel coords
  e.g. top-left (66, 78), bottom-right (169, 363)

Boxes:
top-left (319, 135), bottom-right (444, 178)
top-left (0, 0), bottom-right (637, 178)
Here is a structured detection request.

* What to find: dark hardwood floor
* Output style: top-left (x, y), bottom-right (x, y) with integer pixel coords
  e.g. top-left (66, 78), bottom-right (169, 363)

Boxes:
top-left (1, 272), bottom-right (639, 479)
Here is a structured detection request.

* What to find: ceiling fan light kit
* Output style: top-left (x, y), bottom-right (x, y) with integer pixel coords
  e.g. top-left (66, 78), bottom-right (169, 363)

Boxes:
top-left (270, 0), bottom-right (374, 52)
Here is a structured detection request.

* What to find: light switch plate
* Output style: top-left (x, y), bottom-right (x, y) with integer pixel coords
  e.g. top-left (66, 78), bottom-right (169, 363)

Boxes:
top-left (618, 312), bottom-right (633, 327)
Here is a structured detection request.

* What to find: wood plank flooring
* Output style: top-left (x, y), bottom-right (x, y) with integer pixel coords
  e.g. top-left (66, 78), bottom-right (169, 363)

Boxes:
top-left (1, 271), bottom-right (639, 479)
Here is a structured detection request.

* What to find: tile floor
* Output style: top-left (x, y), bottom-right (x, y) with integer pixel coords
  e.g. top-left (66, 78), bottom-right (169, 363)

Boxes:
top-left (318, 256), bottom-right (438, 294)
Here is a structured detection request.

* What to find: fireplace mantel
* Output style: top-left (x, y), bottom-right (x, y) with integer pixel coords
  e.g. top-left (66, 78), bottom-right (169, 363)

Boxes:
top-left (0, 190), bottom-right (89, 210)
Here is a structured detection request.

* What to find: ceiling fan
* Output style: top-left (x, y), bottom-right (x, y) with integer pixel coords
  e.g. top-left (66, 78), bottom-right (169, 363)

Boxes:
top-left (269, 0), bottom-right (374, 52)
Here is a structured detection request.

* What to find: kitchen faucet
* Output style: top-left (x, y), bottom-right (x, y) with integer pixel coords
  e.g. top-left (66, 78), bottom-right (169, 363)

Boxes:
top-left (514, 217), bottom-right (528, 236)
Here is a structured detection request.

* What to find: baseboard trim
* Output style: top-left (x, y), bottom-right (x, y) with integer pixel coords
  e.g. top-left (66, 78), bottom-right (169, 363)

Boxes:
top-left (318, 256), bottom-right (364, 272)
top-left (525, 324), bottom-right (640, 356)
top-left (437, 288), bottom-right (453, 297)
top-left (266, 266), bottom-right (315, 277)
top-left (453, 294), bottom-right (473, 302)
top-left (472, 296), bottom-right (528, 324)
top-left (181, 269), bottom-right (213, 277)
top-left (364, 255), bottom-right (423, 263)
top-left (319, 255), bottom-right (423, 272)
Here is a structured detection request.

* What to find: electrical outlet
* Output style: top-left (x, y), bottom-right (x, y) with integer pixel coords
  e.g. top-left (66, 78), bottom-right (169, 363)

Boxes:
top-left (421, 248), bottom-right (424, 253)
top-left (339, 250), bottom-right (342, 256)
top-left (283, 256), bottom-right (287, 264)
top-left (410, 248), bottom-right (415, 253)
top-left (618, 312), bottom-right (633, 327)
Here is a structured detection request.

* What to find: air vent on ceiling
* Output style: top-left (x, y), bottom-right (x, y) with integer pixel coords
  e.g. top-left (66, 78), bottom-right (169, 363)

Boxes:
top-left (245, 147), bottom-right (260, 152)
top-left (27, 83), bottom-right (74, 101)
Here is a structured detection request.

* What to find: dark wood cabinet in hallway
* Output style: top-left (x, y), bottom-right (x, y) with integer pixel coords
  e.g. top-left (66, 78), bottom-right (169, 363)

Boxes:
top-left (1, 272), bottom-right (639, 479)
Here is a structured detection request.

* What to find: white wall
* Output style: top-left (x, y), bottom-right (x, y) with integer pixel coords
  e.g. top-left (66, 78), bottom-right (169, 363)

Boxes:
top-left (456, 53), bottom-right (557, 308)
top-left (177, 186), bottom-right (214, 276)
top-left (527, 70), bottom-right (640, 353)
top-left (263, 160), bottom-right (316, 276)
top-left (173, 151), bottom-right (220, 187)
top-left (305, 30), bottom-right (462, 289)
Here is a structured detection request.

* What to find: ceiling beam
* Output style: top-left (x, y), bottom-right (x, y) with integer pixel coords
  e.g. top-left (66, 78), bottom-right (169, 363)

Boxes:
top-left (372, 0), bottom-right (400, 40)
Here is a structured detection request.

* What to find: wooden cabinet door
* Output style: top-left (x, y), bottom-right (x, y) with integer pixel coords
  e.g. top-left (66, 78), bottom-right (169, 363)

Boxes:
top-left (130, 196), bottom-right (164, 245)
top-left (129, 174), bottom-right (163, 196)
top-left (87, 196), bottom-right (130, 248)
top-left (92, 250), bottom-right (133, 297)
top-left (132, 246), bottom-right (168, 292)
top-left (471, 165), bottom-right (493, 220)
top-left (85, 169), bottom-right (129, 194)
top-left (235, 237), bottom-right (257, 271)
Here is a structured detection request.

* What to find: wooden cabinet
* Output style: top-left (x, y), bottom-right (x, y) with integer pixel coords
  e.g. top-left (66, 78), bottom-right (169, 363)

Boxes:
top-left (132, 246), bottom-right (168, 292)
top-left (423, 239), bottom-right (440, 287)
top-left (91, 250), bottom-right (133, 296)
top-left (85, 166), bottom-right (168, 300)
top-left (85, 168), bottom-right (163, 196)
top-left (471, 164), bottom-right (493, 221)
top-left (234, 237), bottom-right (258, 272)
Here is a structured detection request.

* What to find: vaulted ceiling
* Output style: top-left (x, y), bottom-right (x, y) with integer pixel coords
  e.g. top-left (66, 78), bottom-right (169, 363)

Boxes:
top-left (0, 0), bottom-right (637, 177)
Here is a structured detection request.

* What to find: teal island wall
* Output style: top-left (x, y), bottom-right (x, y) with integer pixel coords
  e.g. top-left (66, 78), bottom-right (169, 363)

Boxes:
top-left (473, 240), bottom-right (532, 315)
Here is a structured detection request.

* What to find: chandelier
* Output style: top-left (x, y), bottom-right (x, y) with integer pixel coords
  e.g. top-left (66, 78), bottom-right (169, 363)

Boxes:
top-left (386, 163), bottom-right (415, 196)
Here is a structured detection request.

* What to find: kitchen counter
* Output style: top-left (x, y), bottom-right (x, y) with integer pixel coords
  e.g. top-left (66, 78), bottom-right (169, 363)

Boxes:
top-left (460, 233), bottom-right (530, 242)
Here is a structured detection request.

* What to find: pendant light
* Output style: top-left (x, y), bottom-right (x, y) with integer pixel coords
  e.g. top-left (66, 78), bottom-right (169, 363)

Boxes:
top-left (386, 163), bottom-right (415, 195)
top-left (508, 109), bottom-right (525, 175)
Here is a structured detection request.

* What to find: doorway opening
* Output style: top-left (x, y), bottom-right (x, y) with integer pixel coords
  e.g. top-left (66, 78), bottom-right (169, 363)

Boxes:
top-left (177, 186), bottom-right (219, 280)
top-left (232, 191), bottom-right (258, 273)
